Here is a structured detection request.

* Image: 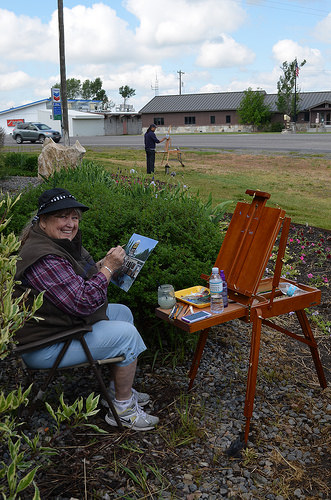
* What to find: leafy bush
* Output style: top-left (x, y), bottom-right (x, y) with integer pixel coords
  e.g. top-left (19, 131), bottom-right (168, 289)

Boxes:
top-left (7, 162), bottom-right (229, 342)
top-left (0, 152), bottom-right (38, 178)
top-left (0, 194), bottom-right (45, 499)
top-left (270, 122), bottom-right (284, 132)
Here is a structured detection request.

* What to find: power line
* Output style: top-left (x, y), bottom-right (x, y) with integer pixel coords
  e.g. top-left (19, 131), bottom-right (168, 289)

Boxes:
top-left (243, 0), bottom-right (330, 18)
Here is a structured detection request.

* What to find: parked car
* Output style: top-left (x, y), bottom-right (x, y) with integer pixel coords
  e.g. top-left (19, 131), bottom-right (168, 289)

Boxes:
top-left (12, 122), bottom-right (61, 144)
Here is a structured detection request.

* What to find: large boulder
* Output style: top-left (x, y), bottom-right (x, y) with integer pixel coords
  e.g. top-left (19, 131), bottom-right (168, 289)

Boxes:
top-left (38, 138), bottom-right (86, 179)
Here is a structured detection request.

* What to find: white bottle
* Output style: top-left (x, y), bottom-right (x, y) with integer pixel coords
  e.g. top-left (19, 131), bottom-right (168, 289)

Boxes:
top-left (209, 267), bottom-right (224, 314)
top-left (278, 282), bottom-right (304, 297)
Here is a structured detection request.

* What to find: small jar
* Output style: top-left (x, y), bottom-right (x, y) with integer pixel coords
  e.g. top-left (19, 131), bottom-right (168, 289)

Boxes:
top-left (158, 284), bottom-right (176, 309)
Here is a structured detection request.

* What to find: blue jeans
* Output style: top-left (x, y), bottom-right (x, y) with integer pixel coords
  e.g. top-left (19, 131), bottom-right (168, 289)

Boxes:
top-left (22, 304), bottom-right (146, 369)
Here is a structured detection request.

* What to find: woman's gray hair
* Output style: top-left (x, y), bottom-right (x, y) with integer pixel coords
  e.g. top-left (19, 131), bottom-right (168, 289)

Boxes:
top-left (19, 207), bottom-right (82, 246)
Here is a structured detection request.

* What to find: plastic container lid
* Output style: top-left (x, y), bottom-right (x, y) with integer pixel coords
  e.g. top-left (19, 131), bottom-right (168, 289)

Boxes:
top-left (212, 267), bottom-right (219, 274)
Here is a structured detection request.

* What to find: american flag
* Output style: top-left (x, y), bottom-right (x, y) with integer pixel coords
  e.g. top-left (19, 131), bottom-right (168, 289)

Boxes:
top-left (295, 62), bottom-right (299, 77)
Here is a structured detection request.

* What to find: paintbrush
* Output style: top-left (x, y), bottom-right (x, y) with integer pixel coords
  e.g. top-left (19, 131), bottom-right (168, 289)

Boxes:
top-left (174, 305), bottom-right (183, 320)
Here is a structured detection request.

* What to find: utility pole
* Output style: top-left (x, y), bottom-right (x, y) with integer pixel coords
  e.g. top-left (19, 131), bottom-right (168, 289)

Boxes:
top-left (58, 0), bottom-right (70, 145)
top-left (177, 70), bottom-right (184, 95)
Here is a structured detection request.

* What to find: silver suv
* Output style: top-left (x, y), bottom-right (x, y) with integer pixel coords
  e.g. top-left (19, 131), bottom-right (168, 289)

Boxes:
top-left (12, 122), bottom-right (61, 144)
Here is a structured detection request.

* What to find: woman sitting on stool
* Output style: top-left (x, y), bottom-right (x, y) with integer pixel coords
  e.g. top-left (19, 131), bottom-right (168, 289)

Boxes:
top-left (14, 188), bottom-right (158, 431)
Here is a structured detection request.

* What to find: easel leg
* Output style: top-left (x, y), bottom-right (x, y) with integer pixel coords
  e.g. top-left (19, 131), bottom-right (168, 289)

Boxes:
top-left (244, 309), bottom-right (263, 444)
top-left (188, 328), bottom-right (210, 390)
top-left (295, 309), bottom-right (327, 389)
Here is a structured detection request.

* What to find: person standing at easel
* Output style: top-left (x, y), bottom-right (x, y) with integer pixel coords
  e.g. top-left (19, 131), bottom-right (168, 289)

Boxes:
top-left (144, 124), bottom-right (168, 174)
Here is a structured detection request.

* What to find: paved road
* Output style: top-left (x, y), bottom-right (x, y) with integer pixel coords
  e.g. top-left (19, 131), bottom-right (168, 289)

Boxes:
top-left (4, 132), bottom-right (331, 155)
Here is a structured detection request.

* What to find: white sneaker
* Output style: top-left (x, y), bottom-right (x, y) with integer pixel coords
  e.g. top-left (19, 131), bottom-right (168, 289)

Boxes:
top-left (105, 400), bottom-right (159, 431)
top-left (102, 387), bottom-right (150, 408)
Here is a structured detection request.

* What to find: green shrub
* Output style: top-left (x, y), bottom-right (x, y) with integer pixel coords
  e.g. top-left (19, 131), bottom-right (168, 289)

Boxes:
top-left (0, 194), bottom-right (45, 499)
top-left (270, 122), bottom-right (284, 132)
top-left (23, 156), bottom-right (38, 172)
top-left (7, 162), bottom-right (229, 344)
top-left (1, 152), bottom-right (38, 177)
top-left (4, 152), bottom-right (23, 169)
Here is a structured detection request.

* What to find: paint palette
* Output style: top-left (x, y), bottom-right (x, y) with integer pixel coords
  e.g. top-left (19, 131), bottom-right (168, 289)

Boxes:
top-left (175, 286), bottom-right (210, 308)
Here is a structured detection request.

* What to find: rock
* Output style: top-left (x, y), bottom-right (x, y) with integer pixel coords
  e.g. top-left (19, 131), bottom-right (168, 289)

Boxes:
top-left (38, 138), bottom-right (86, 178)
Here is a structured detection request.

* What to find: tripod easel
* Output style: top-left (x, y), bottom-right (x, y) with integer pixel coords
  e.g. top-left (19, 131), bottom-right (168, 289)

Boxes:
top-left (158, 128), bottom-right (184, 173)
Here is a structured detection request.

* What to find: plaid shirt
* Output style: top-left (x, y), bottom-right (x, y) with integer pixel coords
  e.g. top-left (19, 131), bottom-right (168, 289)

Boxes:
top-left (24, 254), bottom-right (108, 317)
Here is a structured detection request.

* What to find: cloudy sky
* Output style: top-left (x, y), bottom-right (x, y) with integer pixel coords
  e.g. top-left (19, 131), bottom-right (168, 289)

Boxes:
top-left (0, 0), bottom-right (330, 112)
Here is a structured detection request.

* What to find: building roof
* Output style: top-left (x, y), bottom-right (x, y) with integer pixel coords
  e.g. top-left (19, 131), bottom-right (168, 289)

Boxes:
top-left (140, 91), bottom-right (331, 114)
top-left (0, 98), bottom-right (50, 115)
top-left (0, 98), bottom-right (103, 115)
top-left (139, 92), bottom-right (245, 113)
top-left (265, 91), bottom-right (331, 112)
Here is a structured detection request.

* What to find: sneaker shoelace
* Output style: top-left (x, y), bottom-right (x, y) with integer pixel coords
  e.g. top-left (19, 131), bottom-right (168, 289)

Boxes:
top-left (131, 400), bottom-right (146, 417)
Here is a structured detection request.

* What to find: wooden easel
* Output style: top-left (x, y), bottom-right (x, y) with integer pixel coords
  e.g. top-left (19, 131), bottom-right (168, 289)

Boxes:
top-left (156, 189), bottom-right (327, 444)
top-left (159, 128), bottom-right (184, 173)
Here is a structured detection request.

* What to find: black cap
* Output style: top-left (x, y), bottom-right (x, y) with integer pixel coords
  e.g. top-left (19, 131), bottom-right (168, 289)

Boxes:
top-left (149, 123), bottom-right (157, 128)
top-left (37, 188), bottom-right (89, 216)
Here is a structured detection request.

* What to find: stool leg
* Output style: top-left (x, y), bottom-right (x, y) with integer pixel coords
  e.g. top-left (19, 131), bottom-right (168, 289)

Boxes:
top-left (188, 328), bottom-right (210, 390)
top-left (79, 336), bottom-right (124, 431)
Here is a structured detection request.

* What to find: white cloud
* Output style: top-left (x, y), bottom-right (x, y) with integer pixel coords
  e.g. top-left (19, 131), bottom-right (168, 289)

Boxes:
top-left (0, 1), bottom-right (329, 111)
top-left (0, 71), bottom-right (34, 91)
top-left (272, 39), bottom-right (323, 66)
top-left (62, 4), bottom-right (136, 64)
top-left (0, 2), bottom-right (249, 71)
top-left (125, 0), bottom-right (246, 46)
top-left (0, 9), bottom-right (56, 62)
top-left (103, 65), bottom-right (179, 107)
top-left (196, 35), bottom-right (255, 68)
top-left (313, 13), bottom-right (331, 43)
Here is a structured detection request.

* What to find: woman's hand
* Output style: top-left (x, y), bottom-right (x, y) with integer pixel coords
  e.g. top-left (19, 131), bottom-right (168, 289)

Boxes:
top-left (103, 245), bottom-right (126, 272)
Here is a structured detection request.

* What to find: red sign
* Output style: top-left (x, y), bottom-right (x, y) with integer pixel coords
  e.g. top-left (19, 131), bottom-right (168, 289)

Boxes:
top-left (7, 119), bottom-right (24, 127)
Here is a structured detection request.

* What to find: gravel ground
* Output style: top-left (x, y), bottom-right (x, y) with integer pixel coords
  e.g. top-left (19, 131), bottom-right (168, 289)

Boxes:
top-left (0, 175), bottom-right (42, 196)
top-left (2, 315), bottom-right (330, 499)
top-left (1, 176), bottom-right (330, 499)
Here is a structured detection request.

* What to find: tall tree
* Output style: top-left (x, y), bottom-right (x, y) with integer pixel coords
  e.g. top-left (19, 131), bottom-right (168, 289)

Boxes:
top-left (54, 77), bottom-right (108, 103)
top-left (119, 85), bottom-right (136, 109)
top-left (54, 78), bottom-right (81, 99)
top-left (276, 59), bottom-right (306, 120)
top-left (90, 78), bottom-right (108, 102)
top-left (237, 88), bottom-right (271, 131)
top-left (81, 79), bottom-right (92, 99)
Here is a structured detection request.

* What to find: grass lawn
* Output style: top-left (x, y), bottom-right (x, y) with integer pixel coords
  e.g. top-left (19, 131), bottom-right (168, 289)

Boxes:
top-left (84, 147), bottom-right (331, 230)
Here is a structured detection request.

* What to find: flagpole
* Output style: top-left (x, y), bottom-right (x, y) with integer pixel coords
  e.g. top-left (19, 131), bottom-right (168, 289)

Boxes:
top-left (294, 59), bottom-right (297, 124)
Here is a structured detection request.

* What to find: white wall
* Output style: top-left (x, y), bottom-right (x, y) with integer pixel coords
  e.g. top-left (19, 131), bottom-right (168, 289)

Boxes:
top-left (38, 108), bottom-right (104, 136)
top-left (0, 101), bottom-right (49, 134)
top-left (70, 116), bottom-right (104, 136)
top-left (1, 101), bottom-right (105, 137)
